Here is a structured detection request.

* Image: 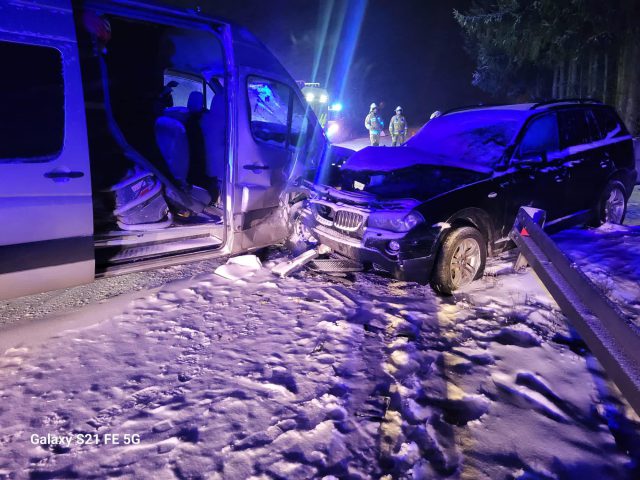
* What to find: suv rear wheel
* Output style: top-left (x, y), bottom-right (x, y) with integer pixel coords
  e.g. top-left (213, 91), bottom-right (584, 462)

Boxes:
top-left (431, 226), bottom-right (487, 295)
top-left (594, 180), bottom-right (627, 226)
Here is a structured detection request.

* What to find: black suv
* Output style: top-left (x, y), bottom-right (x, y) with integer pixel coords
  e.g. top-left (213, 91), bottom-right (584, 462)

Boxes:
top-left (296, 100), bottom-right (637, 294)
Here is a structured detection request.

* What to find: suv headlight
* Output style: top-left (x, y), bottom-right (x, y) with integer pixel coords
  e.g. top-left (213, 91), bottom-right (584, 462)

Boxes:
top-left (368, 211), bottom-right (424, 232)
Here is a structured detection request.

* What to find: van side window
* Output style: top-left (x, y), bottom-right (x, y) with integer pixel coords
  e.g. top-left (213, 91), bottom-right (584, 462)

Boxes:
top-left (248, 76), bottom-right (292, 147)
top-left (0, 41), bottom-right (64, 162)
top-left (591, 107), bottom-right (628, 140)
top-left (163, 71), bottom-right (205, 110)
top-left (516, 113), bottom-right (559, 161)
top-left (557, 109), bottom-right (593, 149)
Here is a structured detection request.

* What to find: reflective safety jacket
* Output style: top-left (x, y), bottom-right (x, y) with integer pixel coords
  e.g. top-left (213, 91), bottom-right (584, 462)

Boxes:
top-left (365, 112), bottom-right (384, 135)
top-left (389, 114), bottom-right (408, 136)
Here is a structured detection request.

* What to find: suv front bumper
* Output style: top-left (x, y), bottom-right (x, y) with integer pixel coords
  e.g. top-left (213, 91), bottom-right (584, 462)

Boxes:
top-left (302, 213), bottom-right (436, 284)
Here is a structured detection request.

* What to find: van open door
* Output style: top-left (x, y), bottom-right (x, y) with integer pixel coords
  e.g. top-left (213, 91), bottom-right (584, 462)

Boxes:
top-left (0, 2), bottom-right (94, 300)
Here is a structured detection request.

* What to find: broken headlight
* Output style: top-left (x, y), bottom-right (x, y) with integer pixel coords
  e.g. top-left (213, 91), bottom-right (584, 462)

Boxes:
top-left (367, 211), bottom-right (424, 232)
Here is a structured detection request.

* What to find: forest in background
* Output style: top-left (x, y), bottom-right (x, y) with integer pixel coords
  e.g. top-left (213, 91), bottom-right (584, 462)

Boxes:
top-left (455, 0), bottom-right (640, 135)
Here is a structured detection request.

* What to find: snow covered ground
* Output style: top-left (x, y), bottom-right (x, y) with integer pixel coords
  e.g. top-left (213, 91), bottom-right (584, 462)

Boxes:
top-left (337, 135), bottom-right (394, 151)
top-left (0, 189), bottom-right (639, 478)
top-left (626, 186), bottom-right (640, 226)
top-left (0, 241), bottom-right (638, 477)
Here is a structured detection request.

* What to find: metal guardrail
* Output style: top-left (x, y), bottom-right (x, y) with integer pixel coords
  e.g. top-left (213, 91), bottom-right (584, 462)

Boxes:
top-left (509, 206), bottom-right (640, 416)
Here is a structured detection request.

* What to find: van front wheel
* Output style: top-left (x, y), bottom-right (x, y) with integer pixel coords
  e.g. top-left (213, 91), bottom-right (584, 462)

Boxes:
top-left (430, 226), bottom-right (486, 295)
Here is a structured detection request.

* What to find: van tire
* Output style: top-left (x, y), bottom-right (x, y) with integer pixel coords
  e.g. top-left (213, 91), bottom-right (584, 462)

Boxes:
top-left (430, 226), bottom-right (486, 295)
top-left (285, 204), bottom-right (317, 256)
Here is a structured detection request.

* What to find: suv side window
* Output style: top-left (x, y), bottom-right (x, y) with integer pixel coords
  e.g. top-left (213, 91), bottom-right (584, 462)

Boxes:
top-left (591, 107), bottom-right (628, 140)
top-left (0, 41), bottom-right (64, 163)
top-left (557, 109), bottom-right (593, 149)
top-left (247, 76), bottom-right (293, 147)
top-left (516, 113), bottom-right (559, 161)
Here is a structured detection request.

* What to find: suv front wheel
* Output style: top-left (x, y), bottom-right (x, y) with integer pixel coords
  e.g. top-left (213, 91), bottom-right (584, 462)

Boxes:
top-left (430, 226), bottom-right (487, 295)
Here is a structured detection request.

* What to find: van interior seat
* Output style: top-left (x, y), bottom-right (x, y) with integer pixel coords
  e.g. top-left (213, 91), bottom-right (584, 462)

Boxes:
top-left (200, 82), bottom-right (226, 203)
top-left (155, 114), bottom-right (190, 184)
top-left (155, 91), bottom-right (212, 209)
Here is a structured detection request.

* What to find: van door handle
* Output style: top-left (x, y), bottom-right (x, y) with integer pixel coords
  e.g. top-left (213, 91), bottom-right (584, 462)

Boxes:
top-left (243, 164), bottom-right (269, 172)
top-left (44, 169), bottom-right (85, 182)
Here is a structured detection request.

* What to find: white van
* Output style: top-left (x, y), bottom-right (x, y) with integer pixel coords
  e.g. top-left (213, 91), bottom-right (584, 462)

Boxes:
top-left (0, 0), bottom-right (347, 300)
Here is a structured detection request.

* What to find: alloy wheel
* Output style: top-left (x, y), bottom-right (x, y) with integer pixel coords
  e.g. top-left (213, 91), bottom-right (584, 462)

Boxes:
top-left (449, 238), bottom-right (481, 288)
top-left (605, 187), bottom-right (625, 223)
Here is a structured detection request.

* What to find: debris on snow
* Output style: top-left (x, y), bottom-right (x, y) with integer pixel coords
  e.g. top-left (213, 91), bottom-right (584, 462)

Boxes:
top-left (214, 254), bottom-right (263, 282)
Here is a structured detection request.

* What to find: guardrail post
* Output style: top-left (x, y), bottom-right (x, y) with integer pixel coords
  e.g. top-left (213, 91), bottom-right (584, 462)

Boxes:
top-left (513, 207), bottom-right (546, 271)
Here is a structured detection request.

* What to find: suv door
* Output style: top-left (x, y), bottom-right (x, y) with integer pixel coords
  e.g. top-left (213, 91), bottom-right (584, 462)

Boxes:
top-left (588, 106), bottom-right (634, 192)
top-left (0, 8), bottom-right (94, 300)
top-left (555, 108), bottom-right (601, 216)
top-left (503, 112), bottom-right (568, 225)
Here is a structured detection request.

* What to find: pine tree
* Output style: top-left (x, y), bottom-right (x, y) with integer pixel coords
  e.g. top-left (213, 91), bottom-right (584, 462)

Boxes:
top-left (454, 0), bottom-right (639, 135)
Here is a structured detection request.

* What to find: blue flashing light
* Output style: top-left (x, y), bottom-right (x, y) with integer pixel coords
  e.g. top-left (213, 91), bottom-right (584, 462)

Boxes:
top-left (330, 102), bottom-right (343, 112)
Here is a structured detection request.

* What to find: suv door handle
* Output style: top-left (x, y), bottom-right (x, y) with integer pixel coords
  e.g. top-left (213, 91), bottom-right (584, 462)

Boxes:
top-left (44, 169), bottom-right (85, 182)
top-left (243, 164), bottom-right (269, 172)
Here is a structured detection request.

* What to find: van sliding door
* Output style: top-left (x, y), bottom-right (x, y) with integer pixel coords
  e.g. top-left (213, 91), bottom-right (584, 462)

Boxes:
top-left (0, 2), bottom-right (94, 300)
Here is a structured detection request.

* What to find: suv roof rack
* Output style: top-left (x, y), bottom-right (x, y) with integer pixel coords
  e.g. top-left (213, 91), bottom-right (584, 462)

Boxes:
top-left (530, 98), bottom-right (603, 109)
top-left (442, 103), bottom-right (508, 115)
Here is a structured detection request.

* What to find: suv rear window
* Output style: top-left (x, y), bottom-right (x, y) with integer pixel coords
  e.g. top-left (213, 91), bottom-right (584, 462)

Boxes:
top-left (591, 107), bottom-right (628, 140)
top-left (0, 41), bottom-right (64, 162)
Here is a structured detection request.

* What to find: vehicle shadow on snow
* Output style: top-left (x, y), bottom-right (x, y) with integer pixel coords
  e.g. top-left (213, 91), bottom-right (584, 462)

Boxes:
top-left (328, 270), bottom-right (465, 478)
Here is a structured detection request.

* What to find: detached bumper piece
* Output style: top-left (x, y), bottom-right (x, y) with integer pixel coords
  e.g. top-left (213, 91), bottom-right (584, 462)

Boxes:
top-left (307, 257), bottom-right (364, 273)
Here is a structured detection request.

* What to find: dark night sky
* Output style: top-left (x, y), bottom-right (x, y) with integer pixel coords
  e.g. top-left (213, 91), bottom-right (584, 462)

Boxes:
top-left (155, 0), bottom-right (491, 128)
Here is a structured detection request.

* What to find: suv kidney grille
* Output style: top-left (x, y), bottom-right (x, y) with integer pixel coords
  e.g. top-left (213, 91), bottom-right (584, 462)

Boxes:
top-left (334, 210), bottom-right (363, 231)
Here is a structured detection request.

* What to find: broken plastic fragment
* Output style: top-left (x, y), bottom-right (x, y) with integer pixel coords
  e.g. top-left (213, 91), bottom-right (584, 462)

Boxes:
top-left (271, 245), bottom-right (331, 278)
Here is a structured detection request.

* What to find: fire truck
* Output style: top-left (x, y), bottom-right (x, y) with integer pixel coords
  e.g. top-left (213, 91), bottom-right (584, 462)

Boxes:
top-left (299, 82), bottom-right (346, 142)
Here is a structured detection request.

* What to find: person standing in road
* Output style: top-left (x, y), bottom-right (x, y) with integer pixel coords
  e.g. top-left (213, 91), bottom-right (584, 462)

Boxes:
top-left (365, 102), bottom-right (384, 146)
top-left (389, 106), bottom-right (408, 146)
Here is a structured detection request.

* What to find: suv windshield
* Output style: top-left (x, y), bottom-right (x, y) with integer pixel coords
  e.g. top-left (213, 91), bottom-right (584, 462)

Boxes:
top-left (407, 109), bottom-right (526, 168)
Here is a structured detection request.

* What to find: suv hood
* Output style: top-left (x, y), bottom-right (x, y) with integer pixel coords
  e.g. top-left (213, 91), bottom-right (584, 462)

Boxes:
top-left (341, 145), bottom-right (494, 175)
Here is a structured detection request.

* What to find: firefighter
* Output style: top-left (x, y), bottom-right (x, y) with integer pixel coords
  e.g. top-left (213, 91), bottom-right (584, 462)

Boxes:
top-left (365, 103), bottom-right (384, 146)
top-left (389, 106), bottom-right (408, 146)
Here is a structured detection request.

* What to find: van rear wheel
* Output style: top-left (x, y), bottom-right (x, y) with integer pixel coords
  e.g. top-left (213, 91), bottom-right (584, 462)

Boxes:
top-left (430, 226), bottom-right (486, 295)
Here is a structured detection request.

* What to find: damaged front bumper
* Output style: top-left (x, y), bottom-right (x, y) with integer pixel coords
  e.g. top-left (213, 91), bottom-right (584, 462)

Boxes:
top-left (299, 206), bottom-right (437, 284)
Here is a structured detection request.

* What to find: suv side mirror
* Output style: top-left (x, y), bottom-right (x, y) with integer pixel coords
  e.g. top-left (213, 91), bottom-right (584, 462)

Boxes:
top-left (515, 150), bottom-right (547, 168)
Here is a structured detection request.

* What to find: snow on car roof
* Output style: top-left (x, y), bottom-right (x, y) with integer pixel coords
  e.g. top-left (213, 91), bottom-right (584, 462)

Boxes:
top-left (445, 103), bottom-right (536, 113)
top-left (343, 108), bottom-right (528, 174)
top-left (407, 109), bottom-right (527, 167)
